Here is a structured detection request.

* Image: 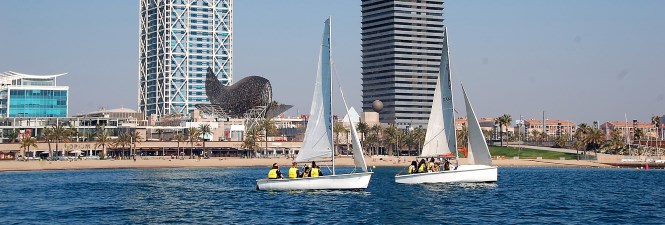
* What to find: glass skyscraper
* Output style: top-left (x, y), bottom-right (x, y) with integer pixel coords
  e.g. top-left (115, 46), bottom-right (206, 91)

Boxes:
top-left (0, 71), bottom-right (69, 118)
top-left (139, 0), bottom-right (233, 118)
top-left (361, 0), bottom-right (444, 128)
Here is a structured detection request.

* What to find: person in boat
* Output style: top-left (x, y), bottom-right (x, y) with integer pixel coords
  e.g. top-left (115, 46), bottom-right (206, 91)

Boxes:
top-left (310, 165), bottom-right (323, 177)
top-left (408, 161), bottom-right (418, 174)
top-left (417, 159), bottom-right (427, 173)
top-left (443, 158), bottom-right (451, 171)
top-left (428, 158), bottom-right (438, 172)
top-left (267, 163), bottom-right (283, 179)
top-left (302, 165), bottom-right (311, 177)
top-left (288, 162), bottom-right (301, 178)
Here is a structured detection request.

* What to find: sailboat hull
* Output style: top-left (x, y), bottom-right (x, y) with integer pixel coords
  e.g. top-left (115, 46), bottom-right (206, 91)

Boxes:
top-left (394, 165), bottom-right (497, 184)
top-left (256, 172), bottom-right (373, 191)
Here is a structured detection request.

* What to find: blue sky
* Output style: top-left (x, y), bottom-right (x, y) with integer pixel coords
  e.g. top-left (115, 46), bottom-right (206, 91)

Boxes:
top-left (0, 0), bottom-right (663, 124)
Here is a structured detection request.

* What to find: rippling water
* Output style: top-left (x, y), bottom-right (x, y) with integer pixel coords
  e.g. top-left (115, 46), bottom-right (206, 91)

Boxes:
top-left (0, 167), bottom-right (663, 224)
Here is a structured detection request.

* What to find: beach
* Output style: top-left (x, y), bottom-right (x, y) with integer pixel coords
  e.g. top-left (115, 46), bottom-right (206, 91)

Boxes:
top-left (0, 156), bottom-right (614, 172)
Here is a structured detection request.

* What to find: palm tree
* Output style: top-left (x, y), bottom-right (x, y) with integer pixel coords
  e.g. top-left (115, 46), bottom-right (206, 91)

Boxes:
top-left (496, 114), bottom-right (512, 146)
top-left (585, 128), bottom-right (605, 156)
top-left (608, 128), bottom-right (626, 154)
top-left (94, 126), bottom-right (111, 159)
top-left (241, 127), bottom-right (260, 157)
top-left (370, 124), bottom-right (383, 155)
top-left (127, 131), bottom-right (143, 157)
top-left (356, 121), bottom-right (369, 154)
top-left (333, 122), bottom-right (348, 155)
top-left (50, 123), bottom-right (73, 159)
top-left (41, 127), bottom-right (54, 159)
top-left (113, 132), bottom-right (130, 159)
top-left (186, 127), bottom-right (201, 158)
top-left (198, 124), bottom-right (213, 158)
top-left (258, 118), bottom-right (277, 155)
top-left (173, 133), bottom-right (186, 158)
top-left (384, 124), bottom-right (399, 156)
top-left (19, 136), bottom-right (38, 160)
top-left (5, 128), bottom-right (19, 143)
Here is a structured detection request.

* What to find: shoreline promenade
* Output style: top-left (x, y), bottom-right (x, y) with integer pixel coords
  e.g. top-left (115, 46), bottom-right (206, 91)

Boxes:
top-left (0, 156), bottom-right (616, 172)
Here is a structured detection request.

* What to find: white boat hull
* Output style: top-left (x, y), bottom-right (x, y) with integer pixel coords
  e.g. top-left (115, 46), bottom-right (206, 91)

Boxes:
top-left (395, 165), bottom-right (497, 184)
top-left (256, 172), bottom-right (373, 191)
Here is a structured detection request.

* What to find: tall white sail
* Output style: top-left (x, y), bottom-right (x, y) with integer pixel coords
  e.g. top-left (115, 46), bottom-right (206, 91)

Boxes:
top-left (296, 18), bottom-right (333, 163)
top-left (462, 85), bottom-right (492, 166)
top-left (421, 27), bottom-right (457, 157)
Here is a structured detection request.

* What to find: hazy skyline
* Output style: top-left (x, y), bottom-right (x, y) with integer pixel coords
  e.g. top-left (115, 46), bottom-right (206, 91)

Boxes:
top-left (1, 0), bottom-right (663, 124)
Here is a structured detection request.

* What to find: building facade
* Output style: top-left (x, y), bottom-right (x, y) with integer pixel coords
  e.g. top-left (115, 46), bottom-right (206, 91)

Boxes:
top-left (139, 0), bottom-right (233, 118)
top-left (360, 0), bottom-right (445, 128)
top-left (0, 71), bottom-right (68, 118)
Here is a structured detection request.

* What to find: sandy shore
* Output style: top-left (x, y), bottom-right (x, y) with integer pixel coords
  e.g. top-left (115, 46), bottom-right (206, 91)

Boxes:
top-left (0, 156), bottom-right (615, 172)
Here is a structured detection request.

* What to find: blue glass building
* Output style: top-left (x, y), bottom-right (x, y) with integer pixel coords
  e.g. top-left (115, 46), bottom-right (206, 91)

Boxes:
top-left (139, 0), bottom-right (233, 118)
top-left (0, 71), bottom-right (69, 118)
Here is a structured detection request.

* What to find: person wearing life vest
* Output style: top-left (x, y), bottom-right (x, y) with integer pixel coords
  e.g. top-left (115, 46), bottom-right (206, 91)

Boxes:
top-left (288, 162), bottom-right (301, 178)
top-left (417, 159), bottom-right (427, 173)
top-left (408, 161), bottom-right (418, 174)
top-left (310, 165), bottom-right (323, 177)
top-left (267, 163), bottom-right (283, 179)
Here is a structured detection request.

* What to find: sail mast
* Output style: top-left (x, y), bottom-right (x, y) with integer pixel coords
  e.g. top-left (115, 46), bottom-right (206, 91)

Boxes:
top-left (327, 17), bottom-right (335, 175)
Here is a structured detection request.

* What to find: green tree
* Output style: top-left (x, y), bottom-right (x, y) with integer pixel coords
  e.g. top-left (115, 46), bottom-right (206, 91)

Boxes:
top-left (242, 127), bottom-right (260, 157)
top-left (50, 123), bottom-right (73, 159)
top-left (186, 127), bottom-right (201, 158)
top-left (173, 133), bottom-right (186, 157)
top-left (607, 128), bottom-right (626, 154)
top-left (333, 122), bottom-right (348, 156)
top-left (495, 114), bottom-right (512, 146)
top-left (383, 124), bottom-right (400, 156)
top-left (198, 124), bottom-right (213, 158)
top-left (127, 130), bottom-right (143, 157)
top-left (19, 136), bottom-right (38, 160)
top-left (356, 121), bottom-right (369, 154)
top-left (113, 132), bottom-right (130, 159)
top-left (41, 127), bottom-right (55, 159)
top-left (94, 126), bottom-right (111, 159)
top-left (5, 128), bottom-right (19, 143)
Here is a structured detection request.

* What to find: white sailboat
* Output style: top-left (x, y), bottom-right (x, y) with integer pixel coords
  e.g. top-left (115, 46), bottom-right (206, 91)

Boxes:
top-left (395, 28), bottom-right (497, 184)
top-left (256, 17), bottom-right (373, 191)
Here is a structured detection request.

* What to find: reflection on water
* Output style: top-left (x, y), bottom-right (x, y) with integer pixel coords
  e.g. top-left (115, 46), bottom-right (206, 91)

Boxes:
top-left (0, 167), bottom-right (663, 224)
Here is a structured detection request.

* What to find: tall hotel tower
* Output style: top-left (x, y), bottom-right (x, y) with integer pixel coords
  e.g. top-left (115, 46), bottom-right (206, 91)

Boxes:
top-left (139, 0), bottom-right (233, 117)
top-left (361, 0), bottom-right (444, 128)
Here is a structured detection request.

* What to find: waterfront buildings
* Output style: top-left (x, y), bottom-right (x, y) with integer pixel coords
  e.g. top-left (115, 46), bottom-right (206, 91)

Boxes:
top-left (523, 119), bottom-right (577, 140)
top-left (600, 121), bottom-right (658, 140)
top-left (139, 0), bottom-right (233, 118)
top-left (360, 0), bottom-right (445, 128)
top-left (0, 71), bottom-right (68, 118)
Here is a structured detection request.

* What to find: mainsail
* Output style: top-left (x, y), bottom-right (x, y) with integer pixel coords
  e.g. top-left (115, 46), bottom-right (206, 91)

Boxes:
top-left (296, 18), bottom-right (333, 163)
top-left (462, 85), bottom-right (492, 166)
top-left (421, 27), bottom-right (457, 157)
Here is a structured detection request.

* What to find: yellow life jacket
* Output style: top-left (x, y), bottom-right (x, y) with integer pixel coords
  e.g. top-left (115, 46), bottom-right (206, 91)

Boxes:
top-left (408, 165), bottom-right (415, 174)
top-left (418, 163), bottom-right (425, 172)
top-left (288, 167), bottom-right (298, 178)
top-left (427, 163), bottom-right (431, 171)
top-left (268, 169), bottom-right (278, 179)
top-left (311, 168), bottom-right (320, 177)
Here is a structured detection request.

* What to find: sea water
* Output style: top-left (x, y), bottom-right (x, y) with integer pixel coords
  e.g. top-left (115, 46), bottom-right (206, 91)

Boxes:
top-left (0, 167), bottom-right (663, 224)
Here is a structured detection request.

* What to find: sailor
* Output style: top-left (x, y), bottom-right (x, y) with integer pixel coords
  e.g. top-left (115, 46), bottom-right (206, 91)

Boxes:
top-left (267, 163), bottom-right (283, 179)
top-left (443, 159), bottom-right (451, 171)
top-left (288, 162), bottom-right (301, 178)
top-left (428, 158), bottom-right (436, 172)
top-left (408, 161), bottom-right (418, 174)
top-left (310, 165), bottom-right (323, 177)
top-left (417, 159), bottom-right (427, 173)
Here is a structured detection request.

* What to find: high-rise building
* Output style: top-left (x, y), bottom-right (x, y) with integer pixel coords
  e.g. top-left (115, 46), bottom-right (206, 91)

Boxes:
top-left (139, 0), bottom-right (233, 118)
top-left (0, 71), bottom-right (69, 118)
top-left (361, 0), bottom-right (444, 128)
